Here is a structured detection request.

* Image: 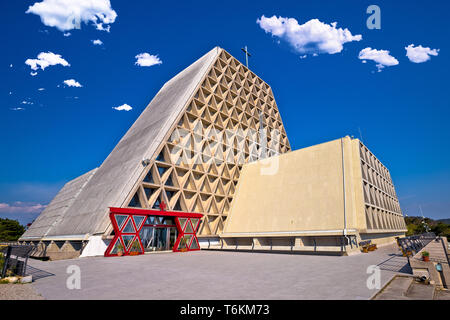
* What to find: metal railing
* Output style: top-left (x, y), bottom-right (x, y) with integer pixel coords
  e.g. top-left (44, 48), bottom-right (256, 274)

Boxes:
top-left (438, 237), bottom-right (450, 266)
top-left (1, 244), bottom-right (35, 278)
top-left (396, 233), bottom-right (436, 265)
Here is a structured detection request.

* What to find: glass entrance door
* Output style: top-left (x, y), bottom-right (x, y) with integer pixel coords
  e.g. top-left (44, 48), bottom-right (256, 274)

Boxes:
top-left (154, 228), bottom-right (167, 251)
top-left (169, 227), bottom-right (177, 249)
top-left (140, 226), bottom-right (177, 252)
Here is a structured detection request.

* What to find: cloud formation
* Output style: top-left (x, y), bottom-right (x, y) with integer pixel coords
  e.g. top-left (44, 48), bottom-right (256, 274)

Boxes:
top-left (358, 47), bottom-right (399, 72)
top-left (63, 79), bottom-right (82, 87)
top-left (92, 39), bottom-right (103, 45)
top-left (113, 104), bottom-right (132, 111)
top-left (0, 202), bottom-right (46, 214)
top-left (26, 0), bottom-right (117, 32)
top-left (25, 52), bottom-right (70, 74)
top-left (405, 44), bottom-right (439, 63)
top-left (257, 15), bottom-right (362, 55)
top-left (0, 201), bottom-right (47, 224)
top-left (135, 53), bottom-right (162, 67)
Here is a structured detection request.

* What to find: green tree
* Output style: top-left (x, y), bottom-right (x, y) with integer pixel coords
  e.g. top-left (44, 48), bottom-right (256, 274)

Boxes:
top-left (405, 216), bottom-right (450, 240)
top-left (431, 222), bottom-right (450, 240)
top-left (0, 218), bottom-right (25, 241)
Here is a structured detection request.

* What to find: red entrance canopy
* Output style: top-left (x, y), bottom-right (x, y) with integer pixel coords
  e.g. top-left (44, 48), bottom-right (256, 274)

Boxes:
top-left (104, 204), bottom-right (203, 257)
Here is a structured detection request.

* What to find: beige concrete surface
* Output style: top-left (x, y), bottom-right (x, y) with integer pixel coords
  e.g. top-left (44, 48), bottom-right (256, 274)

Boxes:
top-left (221, 137), bottom-right (406, 252)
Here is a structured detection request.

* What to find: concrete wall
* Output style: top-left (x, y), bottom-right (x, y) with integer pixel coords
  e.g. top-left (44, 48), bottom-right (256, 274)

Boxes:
top-left (23, 240), bottom-right (86, 260)
top-left (220, 136), bottom-right (405, 254)
top-left (360, 232), bottom-right (404, 247)
top-left (222, 137), bottom-right (353, 236)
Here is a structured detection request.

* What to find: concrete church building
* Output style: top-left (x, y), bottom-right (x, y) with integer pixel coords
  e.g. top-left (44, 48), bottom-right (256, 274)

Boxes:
top-left (20, 47), bottom-right (406, 260)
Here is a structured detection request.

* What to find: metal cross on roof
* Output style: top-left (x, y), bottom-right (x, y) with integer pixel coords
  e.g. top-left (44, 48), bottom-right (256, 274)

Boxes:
top-left (241, 46), bottom-right (251, 68)
top-left (159, 200), bottom-right (167, 211)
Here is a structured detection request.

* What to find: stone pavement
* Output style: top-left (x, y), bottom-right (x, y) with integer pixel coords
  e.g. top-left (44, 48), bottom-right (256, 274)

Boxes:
top-left (26, 244), bottom-right (410, 300)
top-left (409, 237), bottom-right (450, 288)
top-left (372, 275), bottom-right (450, 300)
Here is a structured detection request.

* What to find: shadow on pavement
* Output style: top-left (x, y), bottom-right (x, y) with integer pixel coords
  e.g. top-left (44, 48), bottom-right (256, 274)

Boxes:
top-left (377, 253), bottom-right (412, 274)
top-left (26, 265), bottom-right (55, 280)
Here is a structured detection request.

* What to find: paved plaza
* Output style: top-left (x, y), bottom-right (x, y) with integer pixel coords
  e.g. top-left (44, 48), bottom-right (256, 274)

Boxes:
top-left (26, 244), bottom-right (411, 300)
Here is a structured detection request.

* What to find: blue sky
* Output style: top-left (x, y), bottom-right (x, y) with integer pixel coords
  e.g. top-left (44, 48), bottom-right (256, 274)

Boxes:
top-left (1, 0), bottom-right (449, 225)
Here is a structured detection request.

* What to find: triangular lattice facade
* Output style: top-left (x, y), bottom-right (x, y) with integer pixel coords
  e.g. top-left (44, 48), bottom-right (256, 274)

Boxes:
top-left (120, 48), bottom-right (291, 237)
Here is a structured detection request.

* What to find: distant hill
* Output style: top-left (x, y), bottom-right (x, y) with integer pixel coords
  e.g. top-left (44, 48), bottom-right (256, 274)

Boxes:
top-left (437, 218), bottom-right (450, 224)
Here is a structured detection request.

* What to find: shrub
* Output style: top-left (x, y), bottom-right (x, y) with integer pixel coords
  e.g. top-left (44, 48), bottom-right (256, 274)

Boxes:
top-left (0, 253), bottom-right (4, 274)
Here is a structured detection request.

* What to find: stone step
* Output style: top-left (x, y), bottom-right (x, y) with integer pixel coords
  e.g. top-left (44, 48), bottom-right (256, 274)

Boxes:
top-left (405, 282), bottom-right (436, 299)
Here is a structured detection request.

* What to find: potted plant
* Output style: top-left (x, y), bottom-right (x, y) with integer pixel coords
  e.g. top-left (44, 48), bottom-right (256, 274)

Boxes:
top-left (116, 243), bottom-right (124, 256)
top-left (179, 238), bottom-right (188, 252)
top-left (422, 251), bottom-right (430, 262)
top-left (129, 241), bottom-right (141, 256)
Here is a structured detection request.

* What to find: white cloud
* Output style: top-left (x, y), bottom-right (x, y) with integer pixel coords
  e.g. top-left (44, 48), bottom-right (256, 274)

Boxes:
top-left (405, 44), bottom-right (439, 63)
top-left (113, 104), bottom-right (132, 111)
top-left (135, 53), bottom-right (162, 67)
top-left (0, 202), bottom-right (46, 214)
top-left (10, 107), bottom-right (25, 111)
top-left (9, 64), bottom-right (13, 68)
top-left (9, 91), bottom-right (12, 95)
top-left (63, 79), bottom-right (82, 87)
top-left (92, 39), bottom-right (103, 45)
top-left (257, 15), bottom-right (362, 55)
top-left (95, 23), bottom-right (111, 32)
top-left (30, 72), bottom-right (38, 76)
top-left (21, 101), bottom-right (34, 105)
top-left (26, 0), bottom-right (117, 32)
top-left (38, 88), bottom-right (45, 91)
top-left (63, 32), bottom-right (71, 37)
top-left (25, 52), bottom-right (70, 73)
top-left (358, 47), bottom-right (399, 72)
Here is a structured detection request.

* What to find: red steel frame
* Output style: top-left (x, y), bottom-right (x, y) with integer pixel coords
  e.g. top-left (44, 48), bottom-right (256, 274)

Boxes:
top-left (104, 206), bottom-right (203, 257)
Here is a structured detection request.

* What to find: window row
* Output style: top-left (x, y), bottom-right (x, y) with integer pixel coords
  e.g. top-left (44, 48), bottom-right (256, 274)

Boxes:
top-left (365, 205), bottom-right (406, 231)
top-left (359, 143), bottom-right (391, 181)
top-left (363, 182), bottom-right (401, 214)
top-left (361, 162), bottom-right (397, 198)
